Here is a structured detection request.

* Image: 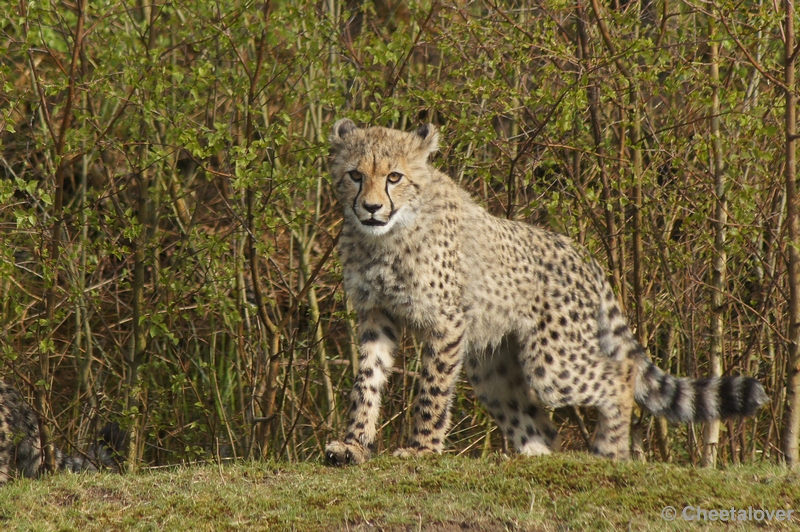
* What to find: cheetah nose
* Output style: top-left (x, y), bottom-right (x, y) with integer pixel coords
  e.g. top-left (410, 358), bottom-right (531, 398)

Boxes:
top-left (363, 202), bottom-right (382, 214)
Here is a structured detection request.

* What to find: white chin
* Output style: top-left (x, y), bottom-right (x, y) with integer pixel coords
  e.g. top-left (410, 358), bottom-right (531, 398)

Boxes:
top-left (359, 221), bottom-right (396, 236)
top-left (353, 207), bottom-right (415, 236)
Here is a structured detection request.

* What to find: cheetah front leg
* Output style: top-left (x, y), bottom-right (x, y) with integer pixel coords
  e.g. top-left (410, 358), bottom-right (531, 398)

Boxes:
top-left (325, 310), bottom-right (398, 466)
top-left (394, 320), bottom-right (465, 458)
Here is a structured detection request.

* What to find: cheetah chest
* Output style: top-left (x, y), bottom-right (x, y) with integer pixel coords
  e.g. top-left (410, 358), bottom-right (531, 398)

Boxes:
top-left (342, 243), bottom-right (453, 323)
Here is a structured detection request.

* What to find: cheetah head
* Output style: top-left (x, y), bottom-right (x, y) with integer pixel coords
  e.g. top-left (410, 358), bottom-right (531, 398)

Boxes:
top-left (328, 119), bottom-right (439, 236)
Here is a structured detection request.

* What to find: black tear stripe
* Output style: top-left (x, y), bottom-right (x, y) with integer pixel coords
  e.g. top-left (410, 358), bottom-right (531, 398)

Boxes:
top-left (384, 171), bottom-right (395, 219)
top-left (352, 179), bottom-right (363, 217)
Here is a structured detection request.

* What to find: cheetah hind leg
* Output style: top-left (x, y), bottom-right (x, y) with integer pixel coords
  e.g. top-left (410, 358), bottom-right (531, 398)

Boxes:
top-left (466, 341), bottom-right (560, 456)
top-left (590, 396), bottom-right (633, 460)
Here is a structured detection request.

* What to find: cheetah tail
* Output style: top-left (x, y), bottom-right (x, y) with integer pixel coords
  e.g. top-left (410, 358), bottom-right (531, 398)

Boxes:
top-left (634, 360), bottom-right (768, 423)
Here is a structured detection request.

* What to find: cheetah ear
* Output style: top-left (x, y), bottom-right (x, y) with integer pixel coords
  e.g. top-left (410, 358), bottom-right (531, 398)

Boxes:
top-left (414, 123), bottom-right (439, 158)
top-left (330, 118), bottom-right (358, 144)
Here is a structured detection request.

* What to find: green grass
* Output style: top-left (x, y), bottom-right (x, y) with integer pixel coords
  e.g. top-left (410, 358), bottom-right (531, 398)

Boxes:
top-left (0, 453), bottom-right (798, 531)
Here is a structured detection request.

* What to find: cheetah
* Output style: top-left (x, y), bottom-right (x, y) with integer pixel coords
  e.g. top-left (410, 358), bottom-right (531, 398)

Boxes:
top-left (0, 380), bottom-right (123, 483)
top-left (323, 119), bottom-right (768, 465)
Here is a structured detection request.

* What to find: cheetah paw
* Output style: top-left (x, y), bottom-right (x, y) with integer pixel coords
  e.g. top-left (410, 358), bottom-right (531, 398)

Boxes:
top-left (392, 447), bottom-right (435, 459)
top-left (324, 440), bottom-right (371, 466)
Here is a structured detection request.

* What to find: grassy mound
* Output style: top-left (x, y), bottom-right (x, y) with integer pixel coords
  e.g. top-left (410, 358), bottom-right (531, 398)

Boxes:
top-left (1, 453), bottom-right (797, 530)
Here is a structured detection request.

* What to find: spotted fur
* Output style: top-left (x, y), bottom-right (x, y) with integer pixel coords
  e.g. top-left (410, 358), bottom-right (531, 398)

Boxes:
top-left (0, 380), bottom-right (123, 483)
top-left (324, 119), bottom-right (768, 465)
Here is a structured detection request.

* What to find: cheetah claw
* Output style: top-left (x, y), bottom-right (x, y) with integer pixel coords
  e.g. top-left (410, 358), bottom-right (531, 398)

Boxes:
top-left (324, 440), bottom-right (371, 466)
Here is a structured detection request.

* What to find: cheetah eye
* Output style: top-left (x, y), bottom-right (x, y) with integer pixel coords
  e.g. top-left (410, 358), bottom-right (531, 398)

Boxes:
top-left (387, 172), bottom-right (403, 184)
top-left (348, 170), bottom-right (363, 182)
